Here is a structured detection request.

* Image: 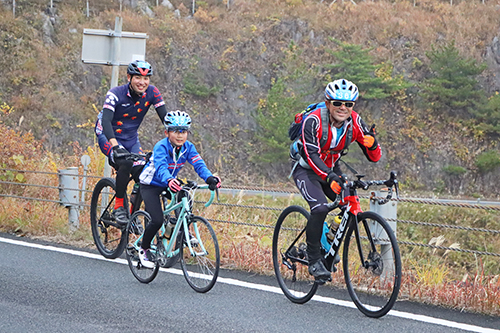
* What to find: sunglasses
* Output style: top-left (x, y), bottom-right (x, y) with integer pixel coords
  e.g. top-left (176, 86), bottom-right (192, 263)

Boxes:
top-left (168, 127), bottom-right (189, 134)
top-left (329, 100), bottom-right (355, 108)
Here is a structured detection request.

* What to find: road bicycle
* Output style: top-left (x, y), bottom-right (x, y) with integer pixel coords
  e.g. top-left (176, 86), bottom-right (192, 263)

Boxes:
top-left (272, 171), bottom-right (401, 318)
top-left (90, 153), bottom-right (147, 259)
top-left (125, 180), bottom-right (220, 293)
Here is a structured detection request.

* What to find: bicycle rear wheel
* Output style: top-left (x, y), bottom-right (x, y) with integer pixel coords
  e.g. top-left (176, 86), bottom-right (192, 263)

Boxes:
top-left (90, 178), bottom-right (128, 259)
top-left (272, 205), bottom-right (318, 304)
top-left (179, 216), bottom-right (220, 293)
top-left (343, 211), bottom-right (401, 318)
top-left (125, 210), bottom-right (160, 283)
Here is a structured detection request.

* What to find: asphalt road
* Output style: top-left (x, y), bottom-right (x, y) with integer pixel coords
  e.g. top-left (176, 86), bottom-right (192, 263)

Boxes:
top-left (0, 233), bottom-right (498, 333)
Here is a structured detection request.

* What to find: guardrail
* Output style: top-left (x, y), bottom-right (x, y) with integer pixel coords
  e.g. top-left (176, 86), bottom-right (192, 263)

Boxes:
top-left (1, 165), bottom-right (499, 260)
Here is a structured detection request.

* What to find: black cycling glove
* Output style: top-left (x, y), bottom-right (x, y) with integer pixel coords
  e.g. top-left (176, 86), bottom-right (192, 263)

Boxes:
top-left (206, 176), bottom-right (221, 191)
top-left (112, 145), bottom-right (129, 161)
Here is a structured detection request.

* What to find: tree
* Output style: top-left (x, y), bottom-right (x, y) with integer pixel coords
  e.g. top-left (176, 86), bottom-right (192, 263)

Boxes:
top-left (326, 39), bottom-right (411, 100)
top-left (472, 93), bottom-right (500, 135)
top-left (420, 41), bottom-right (486, 118)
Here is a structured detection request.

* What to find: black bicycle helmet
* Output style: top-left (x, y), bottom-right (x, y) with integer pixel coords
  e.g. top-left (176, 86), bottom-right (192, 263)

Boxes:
top-left (127, 60), bottom-right (153, 76)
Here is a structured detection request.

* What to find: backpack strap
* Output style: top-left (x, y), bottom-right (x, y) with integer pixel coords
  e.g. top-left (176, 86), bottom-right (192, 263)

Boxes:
top-left (319, 107), bottom-right (329, 147)
top-left (340, 121), bottom-right (353, 156)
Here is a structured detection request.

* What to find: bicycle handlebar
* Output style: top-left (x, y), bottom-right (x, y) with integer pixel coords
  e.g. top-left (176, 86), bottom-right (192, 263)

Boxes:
top-left (184, 181), bottom-right (217, 207)
top-left (165, 180), bottom-right (218, 207)
top-left (331, 171), bottom-right (399, 207)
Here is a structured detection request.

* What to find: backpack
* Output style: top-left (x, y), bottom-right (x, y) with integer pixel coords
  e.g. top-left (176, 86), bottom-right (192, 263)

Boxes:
top-left (288, 102), bottom-right (353, 161)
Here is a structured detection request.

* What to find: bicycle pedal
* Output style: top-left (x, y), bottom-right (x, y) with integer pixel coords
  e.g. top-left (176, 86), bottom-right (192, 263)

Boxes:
top-left (315, 276), bottom-right (332, 285)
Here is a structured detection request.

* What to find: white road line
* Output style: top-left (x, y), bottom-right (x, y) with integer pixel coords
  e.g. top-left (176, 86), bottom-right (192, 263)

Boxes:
top-left (1, 236), bottom-right (498, 333)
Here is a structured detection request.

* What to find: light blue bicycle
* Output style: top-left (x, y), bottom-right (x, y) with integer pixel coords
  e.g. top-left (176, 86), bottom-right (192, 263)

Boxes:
top-left (125, 180), bottom-right (220, 293)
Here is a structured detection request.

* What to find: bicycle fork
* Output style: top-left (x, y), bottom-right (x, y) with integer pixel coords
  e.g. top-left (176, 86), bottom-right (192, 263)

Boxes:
top-left (184, 217), bottom-right (208, 257)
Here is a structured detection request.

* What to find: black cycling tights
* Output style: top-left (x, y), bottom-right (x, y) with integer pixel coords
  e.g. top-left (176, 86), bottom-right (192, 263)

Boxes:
top-left (293, 166), bottom-right (338, 263)
top-left (112, 158), bottom-right (143, 199)
top-left (140, 184), bottom-right (165, 250)
top-left (140, 184), bottom-right (189, 250)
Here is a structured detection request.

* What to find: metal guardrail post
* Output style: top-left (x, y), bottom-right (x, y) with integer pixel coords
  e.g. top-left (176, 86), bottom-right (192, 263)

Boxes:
top-left (58, 167), bottom-right (80, 229)
top-left (369, 190), bottom-right (398, 281)
top-left (80, 155), bottom-right (91, 210)
top-left (370, 190), bottom-right (397, 234)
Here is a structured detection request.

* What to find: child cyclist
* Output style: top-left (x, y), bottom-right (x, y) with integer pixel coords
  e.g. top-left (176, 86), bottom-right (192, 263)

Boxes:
top-left (137, 110), bottom-right (221, 268)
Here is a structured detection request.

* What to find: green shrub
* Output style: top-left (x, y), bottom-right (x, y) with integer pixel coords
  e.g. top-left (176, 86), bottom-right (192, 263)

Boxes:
top-left (475, 150), bottom-right (500, 172)
top-left (473, 93), bottom-right (500, 135)
top-left (442, 165), bottom-right (467, 176)
top-left (254, 42), bottom-right (318, 163)
top-left (183, 72), bottom-right (220, 98)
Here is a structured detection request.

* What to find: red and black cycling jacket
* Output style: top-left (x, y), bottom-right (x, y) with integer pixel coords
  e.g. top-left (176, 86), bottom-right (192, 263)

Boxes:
top-left (300, 107), bottom-right (382, 181)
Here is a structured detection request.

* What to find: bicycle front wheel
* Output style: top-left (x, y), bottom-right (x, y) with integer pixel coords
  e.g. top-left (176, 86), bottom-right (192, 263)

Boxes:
top-left (180, 216), bottom-right (220, 293)
top-left (125, 210), bottom-right (160, 283)
top-left (90, 178), bottom-right (127, 259)
top-left (272, 205), bottom-right (318, 304)
top-left (343, 211), bottom-right (401, 318)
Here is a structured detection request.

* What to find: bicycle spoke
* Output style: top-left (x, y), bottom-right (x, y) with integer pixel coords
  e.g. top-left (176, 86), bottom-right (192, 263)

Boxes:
top-left (180, 216), bottom-right (220, 293)
top-left (273, 206), bottom-right (318, 304)
top-left (343, 212), bottom-right (401, 318)
top-left (90, 178), bottom-right (127, 259)
top-left (126, 210), bottom-right (160, 283)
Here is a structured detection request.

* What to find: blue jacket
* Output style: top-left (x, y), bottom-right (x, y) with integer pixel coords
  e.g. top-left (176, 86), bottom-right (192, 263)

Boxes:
top-left (139, 137), bottom-right (213, 187)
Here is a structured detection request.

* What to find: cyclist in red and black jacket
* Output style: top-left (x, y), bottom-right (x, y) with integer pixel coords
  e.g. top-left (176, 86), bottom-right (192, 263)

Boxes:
top-left (95, 60), bottom-right (168, 225)
top-left (292, 78), bottom-right (381, 282)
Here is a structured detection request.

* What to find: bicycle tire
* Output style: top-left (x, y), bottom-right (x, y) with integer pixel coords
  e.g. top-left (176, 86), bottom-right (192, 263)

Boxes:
top-left (343, 211), bottom-right (402, 318)
top-left (125, 210), bottom-right (160, 283)
top-left (90, 177), bottom-right (128, 259)
top-left (272, 205), bottom-right (318, 304)
top-left (179, 216), bottom-right (220, 293)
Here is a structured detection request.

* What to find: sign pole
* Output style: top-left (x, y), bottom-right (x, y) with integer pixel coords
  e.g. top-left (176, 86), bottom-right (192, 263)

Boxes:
top-left (104, 16), bottom-right (123, 178)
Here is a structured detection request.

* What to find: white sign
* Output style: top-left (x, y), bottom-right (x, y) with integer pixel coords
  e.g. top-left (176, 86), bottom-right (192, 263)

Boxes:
top-left (82, 29), bottom-right (148, 65)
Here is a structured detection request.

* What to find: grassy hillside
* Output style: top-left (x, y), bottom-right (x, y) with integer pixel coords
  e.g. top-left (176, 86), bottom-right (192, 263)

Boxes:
top-left (1, 0), bottom-right (500, 197)
top-left (1, 1), bottom-right (500, 314)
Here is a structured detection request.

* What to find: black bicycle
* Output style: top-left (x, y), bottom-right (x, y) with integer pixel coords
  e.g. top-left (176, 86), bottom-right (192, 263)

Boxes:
top-left (272, 171), bottom-right (401, 318)
top-left (90, 153), bottom-right (147, 259)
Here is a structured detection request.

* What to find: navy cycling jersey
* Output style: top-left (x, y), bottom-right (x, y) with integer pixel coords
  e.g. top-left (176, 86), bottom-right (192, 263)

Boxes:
top-left (95, 83), bottom-right (165, 148)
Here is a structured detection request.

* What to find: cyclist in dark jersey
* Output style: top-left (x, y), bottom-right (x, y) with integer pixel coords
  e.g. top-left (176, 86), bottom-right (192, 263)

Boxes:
top-left (95, 60), bottom-right (167, 225)
top-left (292, 79), bottom-right (382, 283)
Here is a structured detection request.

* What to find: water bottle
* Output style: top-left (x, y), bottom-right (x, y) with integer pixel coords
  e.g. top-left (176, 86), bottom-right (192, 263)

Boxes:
top-left (326, 215), bottom-right (342, 242)
top-left (164, 217), bottom-right (176, 240)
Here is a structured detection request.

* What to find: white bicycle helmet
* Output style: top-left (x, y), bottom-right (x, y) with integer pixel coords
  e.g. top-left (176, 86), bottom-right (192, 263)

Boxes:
top-left (164, 110), bottom-right (192, 131)
top-left (325, 79), bottom-right (359, 101)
